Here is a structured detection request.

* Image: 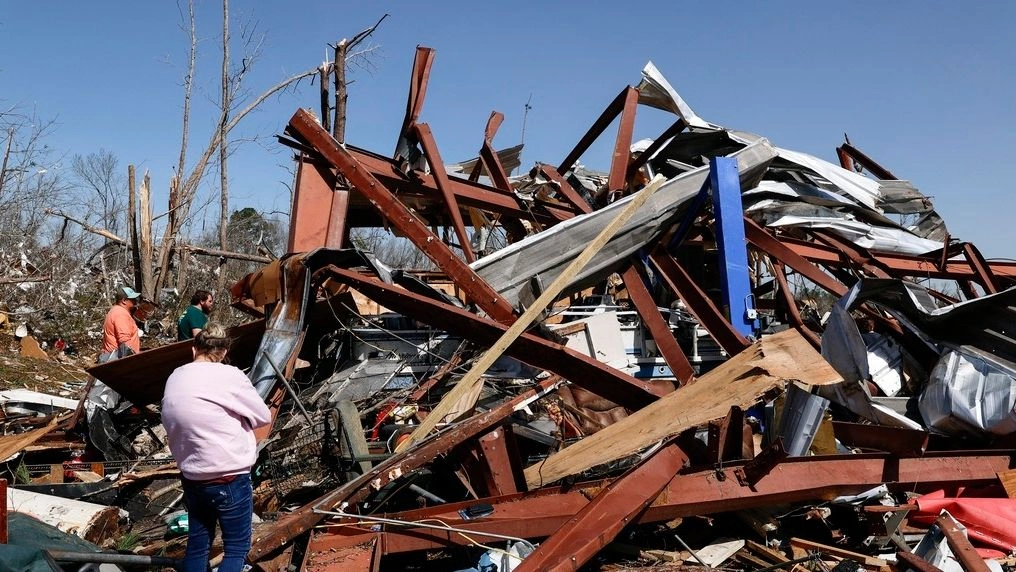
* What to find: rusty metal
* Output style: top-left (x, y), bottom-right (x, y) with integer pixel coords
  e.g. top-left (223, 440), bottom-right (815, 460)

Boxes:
top-left (476, 111), bottom-right (530, 241)
top-left (394, 46), bottom-right (435, 163)
top-left (304, 536), bottom-right (382, 572)
top-left (962, 242), bottom-right (999, 295)
top-left (287, 108), bottom-right (517, 324)
top-left (288, 156), bottom-right (342, 253)
top-left (935, 513), bottom-right (992, 572)
top-left (713, 406), bottom-right (748, 463)
top-left (832, 421), bottom-right (929, 456)
top-left (735, 438), bottom-right (788, 488)
top-left (87, 319), bottom-right (266, 407)
top-left (938, 233), bottom-right (953, 272)
top-left (837, 142), bottom-right (897, 180)
top-left (412, 122), bottom-right (475, 262)
top-left (896, 551), bottom-right (945, 572)
top-left (305, 451), bottom-right (1012, 556)
top-left (478, 111), bottom-right (514, 194)
top-left (809, 228), bottom-right (893, 279)
top-left (773, 233), bottom-right (1016, 284)
top-left (319, 265), bottom-right (665, 408)
top-left (836, 145), bottom-right (856, 173)
top-left (606, 87), bottom-right (639, 195)
top-left (342, 145), bottom-right (578, 223)
top-left (408, 351), bottom-right (465, 402)
top-left (476, 426), bottom-right (520, 497)
top-left (537, 164), bottom-right (590, 218)
top-left (623, 264), bottom-right (697, 383)
top-left (514, 443), bottom-right (687, 572)
top-left (558, 87), bottom-right (635, 175)
top-left (650, 248), bottom-right (751, 355)
top-left (771, 260), bottom-right (822, 350)
top-left (599, 89), bottom-right (696, 384)
top-left (249, 376), bottom-right (563, 562)
top-left (743, 219), bottom-right (937, 364)
top-left (325, 187), bottom-right (350, 249)
top-left (625, 118), bottom-right (686, 181)
top-left (537, 163), bottom-right (695, 383)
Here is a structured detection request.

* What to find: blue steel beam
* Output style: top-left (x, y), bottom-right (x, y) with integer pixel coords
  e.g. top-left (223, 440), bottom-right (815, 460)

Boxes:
top-left (709, 157), bottom-right (757, 337)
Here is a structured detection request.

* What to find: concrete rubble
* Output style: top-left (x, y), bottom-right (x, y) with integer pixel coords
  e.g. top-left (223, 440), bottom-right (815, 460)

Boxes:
top-left (4, 46), bottom-right (1016, 571)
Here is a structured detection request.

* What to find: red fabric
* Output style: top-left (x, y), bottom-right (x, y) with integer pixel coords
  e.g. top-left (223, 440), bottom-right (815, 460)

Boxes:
top-left (910, 490), bottom-right (1016, 552)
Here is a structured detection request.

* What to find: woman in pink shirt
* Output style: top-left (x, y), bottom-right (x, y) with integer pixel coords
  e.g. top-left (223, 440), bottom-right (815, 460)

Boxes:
top-left (162, 323), bottom-right (271, 572)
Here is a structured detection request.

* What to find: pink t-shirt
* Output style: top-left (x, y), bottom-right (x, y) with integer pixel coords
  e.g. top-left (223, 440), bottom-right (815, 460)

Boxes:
top-left (162, 361), bottom-right (272, 481)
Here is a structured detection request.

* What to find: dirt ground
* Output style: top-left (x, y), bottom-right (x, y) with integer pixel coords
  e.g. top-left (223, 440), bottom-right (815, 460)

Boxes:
top-left (0, 333), bottom-right (93, 395)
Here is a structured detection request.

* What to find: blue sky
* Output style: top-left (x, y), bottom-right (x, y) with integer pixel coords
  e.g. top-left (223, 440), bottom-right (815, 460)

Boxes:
top-left (2, 2), bottom-right (1014, 257)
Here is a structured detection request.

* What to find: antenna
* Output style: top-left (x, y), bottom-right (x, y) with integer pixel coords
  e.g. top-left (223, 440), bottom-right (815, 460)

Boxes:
top-left (519, 93), bottom-right (533, 175)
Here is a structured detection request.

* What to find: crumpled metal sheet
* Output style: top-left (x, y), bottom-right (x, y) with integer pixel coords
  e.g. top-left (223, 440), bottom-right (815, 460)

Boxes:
top-left (818, 282), bottom-right (920, 428)
top-left (471, 138), bottom-right (777, 306)
top-left (919, 344), bottom-right (1016, 435)
top-left (844, 279), bottom-right (1016, 365)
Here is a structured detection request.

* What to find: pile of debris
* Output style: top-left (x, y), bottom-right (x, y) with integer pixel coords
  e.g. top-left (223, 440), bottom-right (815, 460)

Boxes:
top-left (5, 46), bottom-right (1016, 571)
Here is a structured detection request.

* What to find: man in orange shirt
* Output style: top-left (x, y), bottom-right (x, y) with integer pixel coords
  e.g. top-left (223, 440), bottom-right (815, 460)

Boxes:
top-left (99, 286), bottom-right (142, 363)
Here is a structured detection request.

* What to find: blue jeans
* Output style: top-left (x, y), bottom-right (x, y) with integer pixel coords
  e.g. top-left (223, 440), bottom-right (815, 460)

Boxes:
top-left (180, 473), bottom-right (253, 572)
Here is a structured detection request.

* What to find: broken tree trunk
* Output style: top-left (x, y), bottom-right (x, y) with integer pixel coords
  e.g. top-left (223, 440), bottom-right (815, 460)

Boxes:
top-left (139, 171), bottom-right (154, 299)
top-left (128, 165), bottom-right (143, 292)
top-left (6, 488), bottom-right (123, 545)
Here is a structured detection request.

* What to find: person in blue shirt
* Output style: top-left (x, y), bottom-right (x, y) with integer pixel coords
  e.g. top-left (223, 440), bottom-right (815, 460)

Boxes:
top-left (178, 290), bottom-right (213, 341)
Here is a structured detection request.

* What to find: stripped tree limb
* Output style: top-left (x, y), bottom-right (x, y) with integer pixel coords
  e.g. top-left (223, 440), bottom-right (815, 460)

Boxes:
top-left (178, 244), bottom-right (270, 264)
top-left (0, 275), bottom-right (51, 285)
top-left (45, 210), bottom-right (268, 264)
top-left (45, 209), bottom-right (125, 244)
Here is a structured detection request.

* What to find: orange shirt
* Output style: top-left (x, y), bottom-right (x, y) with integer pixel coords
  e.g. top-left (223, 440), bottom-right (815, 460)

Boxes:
top-left (101, 304), bottom-right (140, 355)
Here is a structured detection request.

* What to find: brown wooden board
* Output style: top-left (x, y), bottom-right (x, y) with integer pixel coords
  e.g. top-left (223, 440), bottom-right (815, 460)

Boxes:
top-left (524, 329), bottom-right (841, 488)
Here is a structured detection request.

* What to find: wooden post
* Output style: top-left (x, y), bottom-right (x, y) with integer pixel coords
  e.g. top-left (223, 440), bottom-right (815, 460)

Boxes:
top-left (139, 172), bottom-right (154, 300)
top-left (127, 165), bottom-right (143, 293)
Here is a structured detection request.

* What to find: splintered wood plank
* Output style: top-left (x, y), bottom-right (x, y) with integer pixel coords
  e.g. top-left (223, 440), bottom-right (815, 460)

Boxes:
top-left (998, 469), bottom-right (1016, 498)
top-left (789, 538), bottom-right (889, 570)
top-left (745, 540), bottom-right (790, 564)
top-left (0, 415), bottom-right (64, 462)
top-left (73, 471), bottom-right (103, 483)
top-left (524, 329), bottom-right (841, 488)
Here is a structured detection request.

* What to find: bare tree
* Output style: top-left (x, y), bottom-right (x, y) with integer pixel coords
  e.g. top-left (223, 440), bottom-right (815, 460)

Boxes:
top-left (216, 0), bottom-right (233, 294)
top-left (71, 149), bottom-right (126, 239)
top-left (154, 6), bottom-right (319, 298)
